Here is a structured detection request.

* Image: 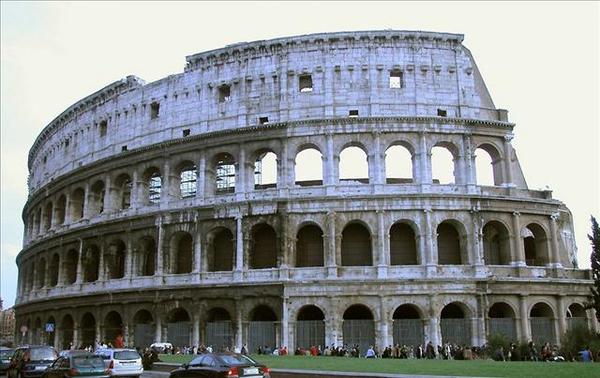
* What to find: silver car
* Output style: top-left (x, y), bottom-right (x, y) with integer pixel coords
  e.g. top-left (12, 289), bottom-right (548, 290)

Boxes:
top-left (94, 349), bottom-right (143, 378)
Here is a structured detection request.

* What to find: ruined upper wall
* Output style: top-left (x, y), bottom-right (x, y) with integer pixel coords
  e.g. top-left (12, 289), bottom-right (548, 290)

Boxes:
top-left (27, 30), bottom-right (504, 194)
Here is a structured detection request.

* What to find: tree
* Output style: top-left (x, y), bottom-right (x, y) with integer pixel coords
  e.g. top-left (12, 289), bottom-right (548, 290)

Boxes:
top-left (589, 216), bottom-right (600, 322)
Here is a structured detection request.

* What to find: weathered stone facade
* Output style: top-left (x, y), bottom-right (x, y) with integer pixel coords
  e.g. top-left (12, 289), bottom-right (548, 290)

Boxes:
top-left (15, 31), bottom-right (596, 352)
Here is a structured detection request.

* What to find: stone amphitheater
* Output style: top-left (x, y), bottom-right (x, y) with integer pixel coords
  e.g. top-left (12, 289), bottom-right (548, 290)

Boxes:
top-left (14, 30), bottom-right (597, 353)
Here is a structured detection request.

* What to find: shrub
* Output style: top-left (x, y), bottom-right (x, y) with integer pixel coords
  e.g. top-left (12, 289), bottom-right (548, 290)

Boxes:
top-left (560, 323), bottom-right (600, 360)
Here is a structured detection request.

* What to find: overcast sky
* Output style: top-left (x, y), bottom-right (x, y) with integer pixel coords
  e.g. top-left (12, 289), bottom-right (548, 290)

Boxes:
top-left (1, 1), bottom-right (598, 309)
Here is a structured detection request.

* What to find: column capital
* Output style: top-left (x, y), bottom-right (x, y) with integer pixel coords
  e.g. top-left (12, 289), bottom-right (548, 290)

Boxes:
top-left (512, 211), bottom-right (520, 217)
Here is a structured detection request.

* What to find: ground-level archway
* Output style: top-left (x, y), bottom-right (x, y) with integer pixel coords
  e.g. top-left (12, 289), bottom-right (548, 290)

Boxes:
top-left (205, 308), bottom-right (233, 351)
top-left (440, 303), bottom-right (471, 346)
top-left (487, 302), bottom-right (516, 341)
top-left (342, 304), bottom-right (375, 355)
top-left (392, 305), bottom-right (423, 347)
top-left (295, 305), bottom-right (325, 350)
top-left (132, 310), bottom-right (154, 348)
top-left (248, 305), bottom-right (277, 354)
top-left (166, 308), bottom-right (191, 348)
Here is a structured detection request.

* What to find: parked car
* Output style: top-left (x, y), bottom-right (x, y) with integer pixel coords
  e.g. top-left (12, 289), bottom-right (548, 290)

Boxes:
top-left (42, 353), bottom-right (108, 378)
top-left (149, 343), bottom-right (172, 353)
top-left (169, 353), bottom-right (270, 378)
top-left (6, 346), bottom-right (57, 378)
top-left (93, 349), bottom-right (143, 378)
top-left (0, 347), bottom-right (15, 374)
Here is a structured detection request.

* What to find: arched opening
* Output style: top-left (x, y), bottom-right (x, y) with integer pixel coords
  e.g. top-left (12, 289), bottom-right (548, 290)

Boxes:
top-left (36, 258), bottom-right (47, 289)
top-left (488, 302), bottom-right (517, 341)
top-left (83, 244), bottom-right (100, 282)
top-left (476, 144), bottom-right (503, 186)
top-left (392, 305), bottom-right (423, 347)
top-left (144, 168), bottom-right (162, 205)
top-left (166, 308), bottom-right (191, 348)
top-left (178, 162), bottom-right (197, 199)
top-left (295, 148), bottom-right (323, 186)
top-left (250, 224), bottom-right (278, 269)
top-left (385, 144), bottom-right (413, 184)
top-left (431, 145), bottom-right (456, 184)
top-left (132, 310), bottom-right (154, 349)
top-left (530, 303), bottom-right (556, 345)
top-left (43, 202), bottom-right (53, 232)
top-left (295, 225), bottom-right (324, 267)
top-left (61, 315), bottom-right (74, 350)
top-left (254, 151), bottom-right (278, 189)
top-left (56, 195), bottom-right (66, 225)
top-left (296, 305), bottom-right (325, 350)
top-left (390, 222), bottom-right (418, 265)
top-left (482, 221), bottom-right (511, 265)
top-left (437, 221), bottom-right (464, 265)
top-left (215, 153), bottom-right (236, 194)
top-left (566, 303), bottom-right (588, 331)
top-left (48, 253), bottom-right (60, 287)
top-left (65, 249), bottom-right (78, 284)
top-left (208, 228), bottom-right (234, 272)
top-left (341, 223), bottom-right (372, 266)
top-left (169, 232), bottom-right (193, 274)
top-left (114, 174), bottom-right (132, 210)
top-left (104, 311), bottom-right (123, 345)
top-left (33, 318), bottom-right (42, 345)
top-left (89, 180), bottom-right (105, 216)
top-left (440, 303), bottom-right (471, 346)
top-left (70, 188), bottom-right (85, 222)
top-left (105, 239), bottom-right (126, 279)
top-left (523, 224), bottom-right (549, 266)
top-left (80, 313), bottom-right (96, 348)
top-left (339, 146), bottom-right (369, 183)
top-left (205, 308), bottom-right (233, 351)
top-left (248, 305), bottom-right (277, 354)
top-left (45, 316), bottom-right (56, 346)
top-left (136, 236), bottom-right (156, 276)
top-left (342, 305), bottom-right (375, 355)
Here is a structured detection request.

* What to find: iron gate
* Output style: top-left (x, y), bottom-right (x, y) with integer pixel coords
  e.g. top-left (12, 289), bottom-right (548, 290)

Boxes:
top-left (488, 318), bottom-right (517, 341)
top-left (134, 324), bottom-right (154, 348)
top-left (567, 317), bottom-right (587, 331)
top-left (206, 321), bottom-right (233, 351)
top-left (62, 329), bottom-right (74, 349)
top-left (440, 319), bottom-right (471, 346)
top-left (248, 321), bottom-right (276, 354)
top-left (296, 320), bottom-right (325, 349)
top-left (342, 320), bottom-right (375, 355)
top-left (81, 327), bottom-right (95, 348)
top-left (530, 318), bottom-right (555, 345)
top-left (167, 322), bottom-right (191, 347)
top-left (392, 319), bottom-right (423, 347)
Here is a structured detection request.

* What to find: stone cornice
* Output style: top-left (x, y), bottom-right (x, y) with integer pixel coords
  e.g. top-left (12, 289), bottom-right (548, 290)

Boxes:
top-left (185, 30), bottom-right (464, 72)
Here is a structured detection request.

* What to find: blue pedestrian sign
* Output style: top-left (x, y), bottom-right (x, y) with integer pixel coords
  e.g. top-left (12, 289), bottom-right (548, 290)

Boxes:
top-left (45, 323), bottom-right (55, 333)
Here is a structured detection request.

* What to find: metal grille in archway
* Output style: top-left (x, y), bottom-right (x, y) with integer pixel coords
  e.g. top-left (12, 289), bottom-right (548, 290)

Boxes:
top-left (167, 322), bottom-right (191, 347)
top-left (530, 318), bottom-right (555, 345)
top-left (488, 318), bottom-right (517, 341)
top-left (206, 321), bottom-right (233, 351)
top-left (392, 319), bottom-right (423, 347)
top-left (342, 320), bottom-right (375, 355)
top-left (81, 327), bottom-right (95, 348)
top-left (248, 321), bottom-right (276, 353)
top-left (296, 320), bottom-right (325, 349)
top-left (441, 319), bottom-right (471, 346)
top-left (61, 330), bottom-right (74, 349)
top-left (134, 324), bottom-right (154, 348)
top-left (567, 317), bottom-right (588, 331)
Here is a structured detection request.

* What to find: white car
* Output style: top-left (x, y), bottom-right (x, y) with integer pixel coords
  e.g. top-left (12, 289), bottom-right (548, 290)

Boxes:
top-left (94, 348), bottom-right (143, 377)
top-left (149, 342), bottom-right (173, 353)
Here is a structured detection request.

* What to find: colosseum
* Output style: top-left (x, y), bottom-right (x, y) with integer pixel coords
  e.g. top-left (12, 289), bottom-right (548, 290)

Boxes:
top-left (14, 30), bottom-right (598, 354)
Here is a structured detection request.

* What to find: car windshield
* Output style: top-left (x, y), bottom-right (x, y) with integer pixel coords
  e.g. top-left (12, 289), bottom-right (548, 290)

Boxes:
top-left (73, 356), bottom-right (105, 369)
top-left (29, 348), bottom-right (56, 361)
top-left (0, 350), bottom-right (14, 359)
top-left (218, 354), bottom-right (257, 366)
top-left (114, 351), bottom-right (140, 360)
top-left (189, 356), bottom-right (204, 365)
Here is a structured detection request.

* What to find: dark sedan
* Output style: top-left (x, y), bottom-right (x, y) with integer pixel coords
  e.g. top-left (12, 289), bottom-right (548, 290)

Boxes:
top-left (7, 346), bottom-right (57, 378)
top-left (42, 353), bottom-right (108, 378)
top-left (0, 348), bottom-right (15, 374)
top-left (169, 353), bottom-right (270, 378)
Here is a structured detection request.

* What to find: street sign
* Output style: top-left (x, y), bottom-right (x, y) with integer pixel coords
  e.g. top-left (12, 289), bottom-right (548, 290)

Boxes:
top-left (45, 323), bottom-right (55, 333)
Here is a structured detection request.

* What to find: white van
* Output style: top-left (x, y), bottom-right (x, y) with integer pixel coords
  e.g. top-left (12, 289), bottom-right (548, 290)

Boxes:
top-left (94, 349), bottom-right (143, 378)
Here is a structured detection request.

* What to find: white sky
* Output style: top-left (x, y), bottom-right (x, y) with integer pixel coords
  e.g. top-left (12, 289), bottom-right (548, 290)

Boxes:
top-left (1, 1), bottom-right (598, 308)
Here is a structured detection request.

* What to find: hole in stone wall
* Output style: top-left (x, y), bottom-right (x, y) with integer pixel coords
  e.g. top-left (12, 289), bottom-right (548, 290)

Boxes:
top-left (299, 74), bottom-right (313, 92)
top-left (437, 109), bottom-right (447, 117)
top-left (182, 129), bottom-right (190, 137)
top-left (99, 120), bottom-right (108, 137)
top-left (218, 85), bottom-right (231, 102)
top-left (389, 70), bottom-right (404, 88)
top-left (349, 109), bottom-right (359, 117)
top-left (259, 116), bottom-right (269, 125)
top-left (150, 102), bottom-right (160, 119)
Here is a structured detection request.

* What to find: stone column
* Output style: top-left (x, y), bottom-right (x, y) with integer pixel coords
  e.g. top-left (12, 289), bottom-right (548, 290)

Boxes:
top-left (161, 160), bottom-right (172, 206)
top-left (282, 297), bottom-right (289, 348)
top-left (549, 213), bottom-right (563, 268)
top-left (236, 146), bottom-right (246, 195)
top-left (155, 218), bottom-right (164, 277)
top-left (519, 295), bottom-right (530, 342)
top-left (73, 321), bottom-right (79, 348)
top-left (471, 211), bottom-right (484, 266)
top-left (196, 154), bottom-right (206, 200)
top-left (416, 132), bottom-right (432, 185)
top-left (502, 134), bottom-right (514, 187)
top-left (280, 140), bottom-right (294, 188)
top-left (326, 211), bottom-right (337, 278)
top-left (125, 235), bottom-right (133, 279)
top-left (557, 295), bottom-right (567, 340)
top-left (376, 210), bottom-right (388, 278)
top-left (325, 133), bottom-right (336, 186)
top-left (378, 297), bottom-right (389, 351)
top-left (192, 313), bottom-right (200, 348)
top-left (193, 219), bottom-right (202, 275)
top-left (511, 212), bottom-right (525, 266)
top-left (371, 131), bottom-right (385, 186)
top-left (463, 135), bottom-right (477, 187)
top-left (76, 239), bottom-right (84, 284)
top-left (155, 314), bottom-right (162, 343)
top-left (98, 243), bottom-right (105, 281)
top-left (235, 215), bottom-right (244, 279)
top-left (103, 174), bottom-right (115, 212)
top-left (235, 303), bottom-right (243, 351)
top-left (422, 209), bottom-right (436, 267)
top-left (130, 170), bottom-right (140, 208)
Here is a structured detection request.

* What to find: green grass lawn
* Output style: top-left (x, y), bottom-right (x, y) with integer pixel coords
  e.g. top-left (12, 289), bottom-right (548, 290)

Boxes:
top-left (157, 354), bottom-right (598, 377)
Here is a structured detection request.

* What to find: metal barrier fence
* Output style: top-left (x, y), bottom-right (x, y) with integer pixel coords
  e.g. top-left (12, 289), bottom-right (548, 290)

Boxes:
top-left (342, 320), bottom-right (375, 355)
top-left (295, 320), bottom-right (325, 349)
top-left (440, 319), bottom-right (471, 346)
top-left (488, 318), bottom-right (517, 341)
top-left (567, 317), bottom-right (587, 331)
top-left (248, 321), bottom-right (276, 353)
top-left (134, 324), bottom-right (154, 348)
top-left (530, 317), bottom-right (555, 345)
top-left (392, 319), bottom-right (423, 347)
top-left (167, 322), bottom-right (191, 347)
top-left (206, 321), bottom-right (233, 351)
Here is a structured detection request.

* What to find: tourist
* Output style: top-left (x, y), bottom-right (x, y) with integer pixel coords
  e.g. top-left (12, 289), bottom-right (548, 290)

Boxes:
top-left (365, 345), bottom-right (376, 358)
top-left (579, 346), bottom-right (593, 362)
